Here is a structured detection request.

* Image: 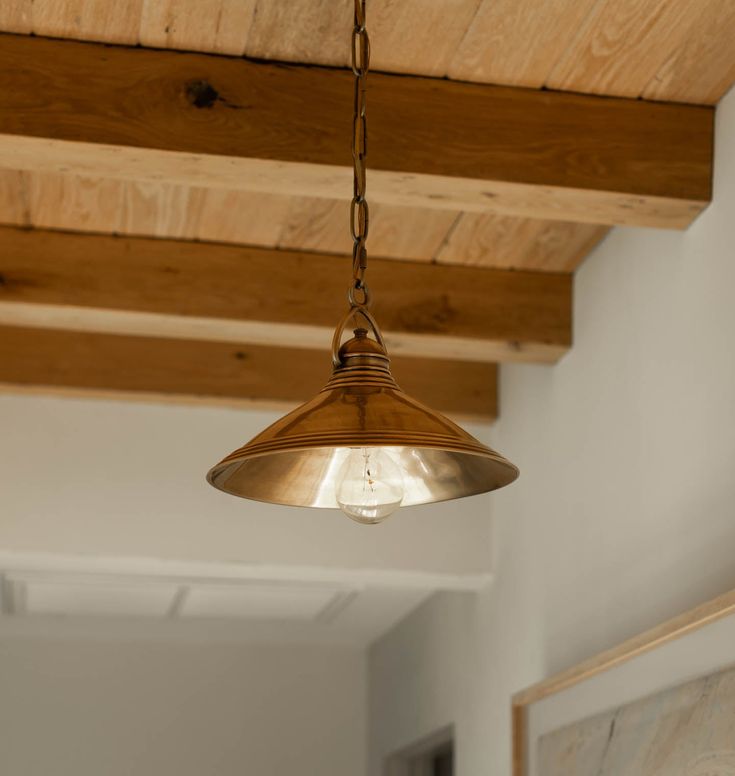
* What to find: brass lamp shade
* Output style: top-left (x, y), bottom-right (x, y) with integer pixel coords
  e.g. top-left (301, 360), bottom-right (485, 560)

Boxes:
top-left (207, 320), bottom-right (519, 509)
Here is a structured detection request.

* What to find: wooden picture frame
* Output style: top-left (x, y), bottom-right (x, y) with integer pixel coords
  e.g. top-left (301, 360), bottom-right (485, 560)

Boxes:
top-left (511, 588), bottom-right (735, 776)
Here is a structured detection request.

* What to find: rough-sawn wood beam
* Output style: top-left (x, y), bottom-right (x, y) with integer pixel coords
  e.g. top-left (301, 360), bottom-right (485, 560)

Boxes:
top-left (0, 226), bottom-right (572, 364)
top-left (0, 33), bottom-right (713, 228)
top-left (0, 325), bottom-right (499, 422)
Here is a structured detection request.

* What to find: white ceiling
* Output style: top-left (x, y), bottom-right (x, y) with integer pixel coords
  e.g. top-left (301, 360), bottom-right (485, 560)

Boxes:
top-left (0, 556), bottom-right (436, 647)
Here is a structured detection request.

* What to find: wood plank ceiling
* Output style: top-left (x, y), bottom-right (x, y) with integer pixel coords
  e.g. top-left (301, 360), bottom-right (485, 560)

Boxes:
top-left (0, 0), bottom-right (732, 419)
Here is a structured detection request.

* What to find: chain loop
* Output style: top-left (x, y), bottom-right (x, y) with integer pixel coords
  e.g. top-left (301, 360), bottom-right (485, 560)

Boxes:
top-left (350, 0), bottom-right (370, 295)
top-left (351, 26), bottom-right (370, 77)
top-left (348, 281), bottom-right (370, 308)
top-left (350, 198), bottom-right (369, 244)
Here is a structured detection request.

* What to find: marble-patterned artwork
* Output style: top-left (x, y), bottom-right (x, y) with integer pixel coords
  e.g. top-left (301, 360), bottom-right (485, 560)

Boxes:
top-left (539, 664), bottom-right (735, 776)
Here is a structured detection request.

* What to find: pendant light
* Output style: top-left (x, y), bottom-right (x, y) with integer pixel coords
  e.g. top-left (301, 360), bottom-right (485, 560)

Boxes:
top-left (207, 0), bottom-right (519, 523)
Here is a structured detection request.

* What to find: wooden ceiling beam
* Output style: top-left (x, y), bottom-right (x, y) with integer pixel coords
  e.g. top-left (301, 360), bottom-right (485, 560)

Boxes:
top-left (0, 33), bottom-right (713, 229)
top-left (0, 226), bottom-right (571, 364)
top-left (0, 325), bottom-right (498, 422)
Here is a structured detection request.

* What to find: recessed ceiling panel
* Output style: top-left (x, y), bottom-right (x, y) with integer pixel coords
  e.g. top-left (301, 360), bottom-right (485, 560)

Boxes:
top-left (179, 584), bottom-right (346, 622)
top-left (0, 556), bottom-right (446, 646)
top-left (17, 578), bottom-right (178, 617)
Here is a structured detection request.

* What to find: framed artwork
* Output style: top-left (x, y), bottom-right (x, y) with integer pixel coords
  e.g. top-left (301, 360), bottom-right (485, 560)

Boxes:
top-left (512, 589), bottom-right (735, 776)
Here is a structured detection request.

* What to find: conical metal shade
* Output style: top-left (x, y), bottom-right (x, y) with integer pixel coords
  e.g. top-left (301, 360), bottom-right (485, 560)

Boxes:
top-left (207, 324), bottom-right (519, 508)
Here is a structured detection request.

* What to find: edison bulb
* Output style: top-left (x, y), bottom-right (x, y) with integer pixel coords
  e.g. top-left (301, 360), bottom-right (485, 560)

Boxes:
top-left (336, 447), bottom-right (404, 524)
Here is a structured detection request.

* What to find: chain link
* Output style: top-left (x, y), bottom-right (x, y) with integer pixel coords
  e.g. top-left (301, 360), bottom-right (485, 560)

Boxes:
top-left (350, 0), bottom-right (370, 300)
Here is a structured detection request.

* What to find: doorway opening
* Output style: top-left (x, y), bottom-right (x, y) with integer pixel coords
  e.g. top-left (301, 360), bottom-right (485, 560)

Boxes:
top-left (385, 726), bottom-right (454, 776)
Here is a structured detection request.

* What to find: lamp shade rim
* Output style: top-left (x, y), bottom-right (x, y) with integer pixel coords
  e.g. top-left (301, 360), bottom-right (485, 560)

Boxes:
top-left (207, 478), bottom-right (515, 510)
top-left (207, 443), bottom-right (519, 508)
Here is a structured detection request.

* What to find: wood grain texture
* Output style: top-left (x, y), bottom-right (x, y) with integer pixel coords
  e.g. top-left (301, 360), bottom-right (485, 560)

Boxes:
top-left (245, 0), bottom-right (483, 76)
top-left (0, 226), bottom-right (572, 363)
top-left (0, 325), bottom-right (498, 421)
top-left (0, 33), bottom-right (713, 227)
top-left (1, 0), bottom-right (733, 104)
top-left (139, 0), bottom-right (257, 55)
top-left (0, 3), bottom-right (32, 33)
top-left (0, 137), bottom-right (707, 229)
top-left (545, 0), bottom-right (714, 98)
top-left (177, 186), bottom-right (291, 246)
top-left (642, 0), bottom-right (735, 104)
top-left (0, 170), bottom-right (603, 271)
top-left (27, 172), bottom-right (189, 238)
top-left (20, 170), bottom-right (291, 246)
top-left (366, 204), bottom-right (459, 262)
top-left (244, 0), bottom-right (349, 66)
top-left (368, 0), bottom-right (483, 76)
top-left (0, 170), bottom-right (457, 263)
top-left (436, 214), bottom-right (609, 272)
top-left (277, 198), bottom-right (458, 262)
top-left (512, 703), bottom-right (526, 776)
top-left (0, 169), bottom-right (28, 226)
top-left (449, 0), bottom-right (599, 86)
top-left (29, 0), bottom-right (144, 44)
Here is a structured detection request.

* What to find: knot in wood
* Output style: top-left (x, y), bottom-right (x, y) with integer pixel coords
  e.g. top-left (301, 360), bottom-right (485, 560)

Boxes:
top-left (185, 79), bottom-right (220, 109)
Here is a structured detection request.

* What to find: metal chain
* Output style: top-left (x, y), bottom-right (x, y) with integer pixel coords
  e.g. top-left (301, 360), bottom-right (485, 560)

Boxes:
top-left (350, 0), bottom-right (370, 307)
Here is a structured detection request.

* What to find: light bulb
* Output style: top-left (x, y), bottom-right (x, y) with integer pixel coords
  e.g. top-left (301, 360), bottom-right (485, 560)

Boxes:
top-left (336, 447), bottom-right (404, 524)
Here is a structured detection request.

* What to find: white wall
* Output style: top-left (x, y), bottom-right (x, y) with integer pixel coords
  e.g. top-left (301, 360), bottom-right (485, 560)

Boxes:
top-left (369, 591), bottom-right (476, 768)
top-left (0, 636), bottom-right (365, 776)
top-left (369, 86), bottom-right (735, 775)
